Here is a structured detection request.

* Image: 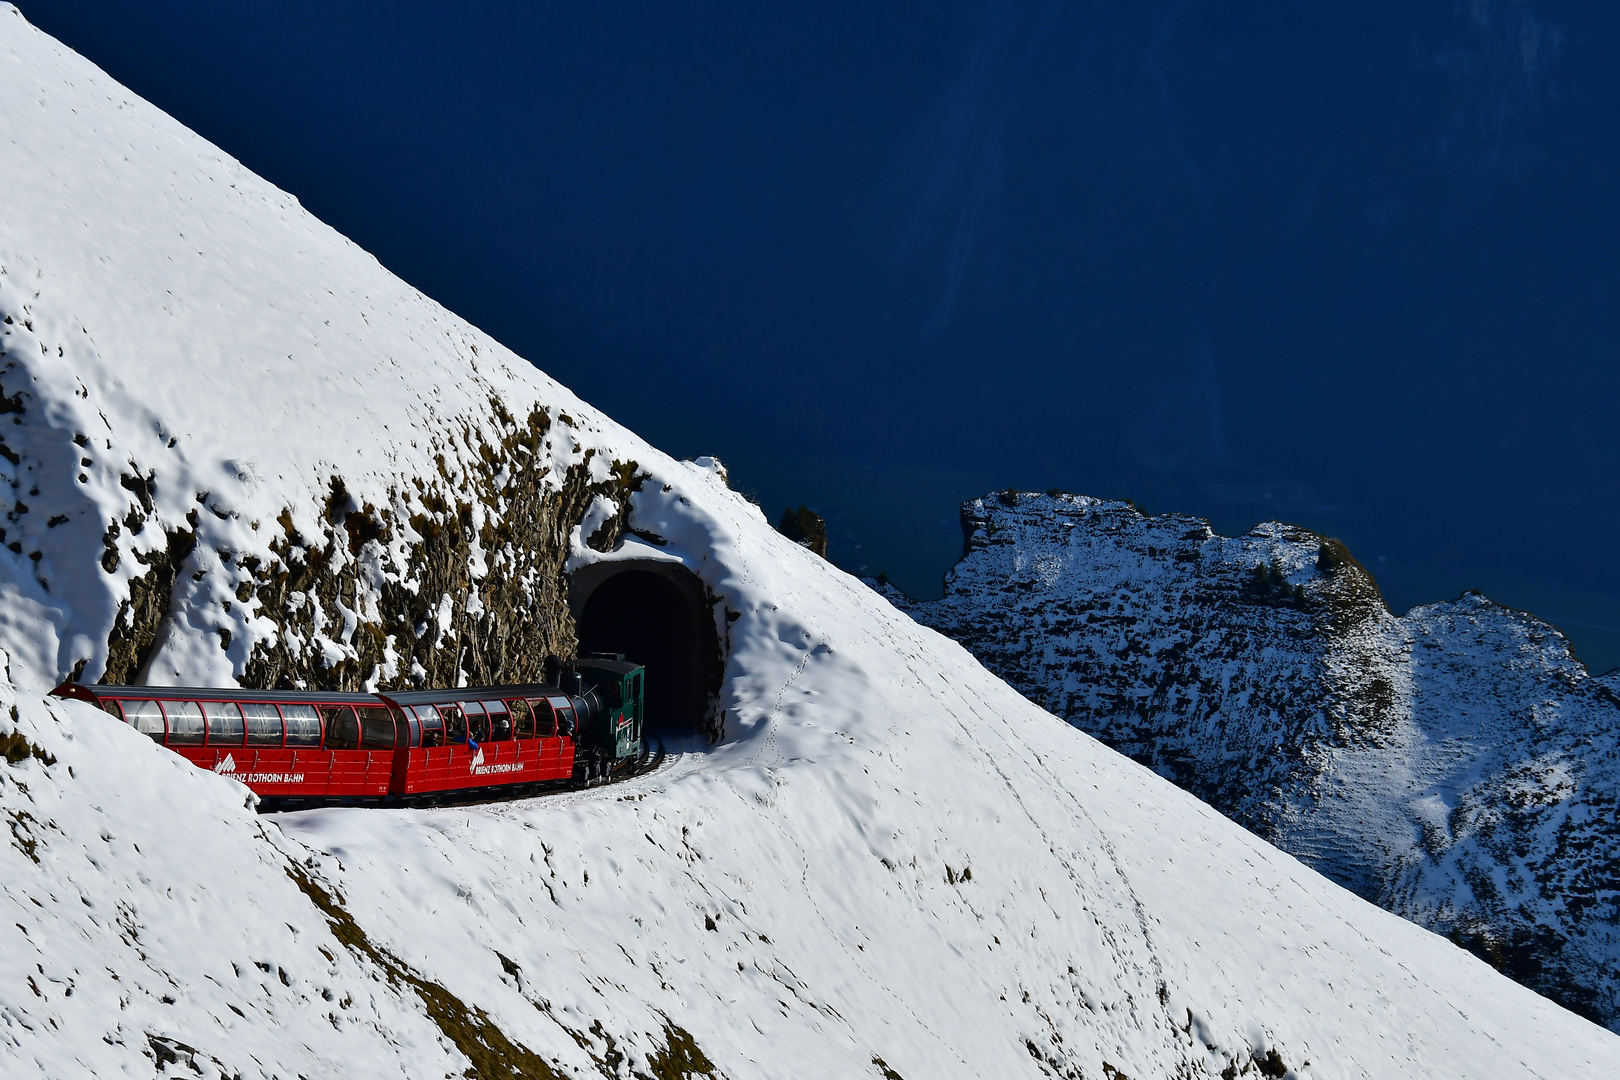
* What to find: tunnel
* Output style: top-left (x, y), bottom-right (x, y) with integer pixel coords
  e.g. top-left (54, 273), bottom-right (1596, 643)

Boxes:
top-left (570, 559), bottom-right (720, 739)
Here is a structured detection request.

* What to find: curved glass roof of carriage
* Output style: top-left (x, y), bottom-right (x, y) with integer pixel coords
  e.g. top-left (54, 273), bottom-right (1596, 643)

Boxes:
top-left (379, 685), bottom-right (568, 706)
top-left (62, 681), bottom-right (620, 706)
top-left (71, 684), bottom-right (382, 704)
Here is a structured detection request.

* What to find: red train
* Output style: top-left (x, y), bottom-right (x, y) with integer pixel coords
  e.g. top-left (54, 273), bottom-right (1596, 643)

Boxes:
top-left (50, 657), bottom-right (647, 808)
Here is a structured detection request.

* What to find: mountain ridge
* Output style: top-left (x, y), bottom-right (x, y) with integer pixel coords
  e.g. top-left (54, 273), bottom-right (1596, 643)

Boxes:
top-left (888, 491), bottom-right (1620, 1030)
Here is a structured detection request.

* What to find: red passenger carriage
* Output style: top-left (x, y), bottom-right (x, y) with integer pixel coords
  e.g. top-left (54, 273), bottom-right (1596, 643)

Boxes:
top-left (50, 685), bottom-right (399, 801)
top-left (375, 686), bottom-right (577, 797)
top-left (50, 682), bottom-right (587, 805)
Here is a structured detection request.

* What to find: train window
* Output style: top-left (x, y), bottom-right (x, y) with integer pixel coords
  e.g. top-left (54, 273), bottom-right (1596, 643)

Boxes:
top-left (323, 706), bottom-right (360, 750)
top-left (528, 698), bottom-right (556, 738)
top-left (389, 705), bottom-right (411, 747)
top-left (463, 701), bottom-right (490, 743)
top-left (483, 701), bottom-right (512, 741)
top-left (242, 703), bottom-right (284, 746)
top-left (99, 700), bottom-right (123, 720)
top-left (414, 705), bottom-right (443, 747)
top-left (383, 705), bottom-right (413, 748)
top-left (282, 704), bottom-right (322, 747)
top-left (439, 705), bottom-right (467, 744)
top-left (202, 701), bottom-right (245, 746)
top-left (123, 699), bottom-right (165, 742)
top-left (508, 699), bottom-right (533, 738)
top-left (162, 701), bottom-right (205, 746)
top-left (356, 707), bottom-right (396, 750)
top-left (555, 702), bottom-right (576, 737)
top-left (597, 679), bottom-right (623, 709)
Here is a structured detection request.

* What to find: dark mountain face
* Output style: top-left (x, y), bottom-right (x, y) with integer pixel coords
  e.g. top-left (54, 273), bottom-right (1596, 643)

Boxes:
top-left (890, 492), bottom-right (1620, 1029)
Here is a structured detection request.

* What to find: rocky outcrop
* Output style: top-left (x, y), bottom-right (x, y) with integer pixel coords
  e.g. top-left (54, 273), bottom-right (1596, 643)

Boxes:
top-left (775, 505), bottom-right (828, 558)
top-left (82, 407), bottom-right (644, 693)
top-left (0, 289), bottom-right (646, 695)
top-left (891, 491), bottom-right (1620, 1030)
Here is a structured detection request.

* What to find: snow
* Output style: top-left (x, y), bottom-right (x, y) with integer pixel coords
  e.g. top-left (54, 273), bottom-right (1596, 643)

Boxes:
top-left (0, 7), bottom-right (1616, 1078)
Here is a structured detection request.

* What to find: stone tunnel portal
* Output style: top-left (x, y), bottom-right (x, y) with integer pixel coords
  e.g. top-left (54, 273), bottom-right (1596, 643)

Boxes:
top-left (571, 561), bottom-right (719, 739)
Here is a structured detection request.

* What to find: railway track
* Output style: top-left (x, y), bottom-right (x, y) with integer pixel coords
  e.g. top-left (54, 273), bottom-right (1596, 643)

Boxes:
top-left (599, 736), bottom-right (667, 788)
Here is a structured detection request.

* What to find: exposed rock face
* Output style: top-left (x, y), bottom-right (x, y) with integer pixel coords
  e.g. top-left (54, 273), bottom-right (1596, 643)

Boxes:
top-left (92, 407), bottom-right (645, 693)
top-left (775, 505), bottom-right (828, 558)
top-left (892, 492), bottom-right (1620, 1030)
top-left (0, 266), bottom-right (656, 696)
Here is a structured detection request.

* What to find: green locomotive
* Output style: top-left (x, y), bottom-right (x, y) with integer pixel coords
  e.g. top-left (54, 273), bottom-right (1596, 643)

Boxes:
top-left (568, 653), bottom-right (646, 782)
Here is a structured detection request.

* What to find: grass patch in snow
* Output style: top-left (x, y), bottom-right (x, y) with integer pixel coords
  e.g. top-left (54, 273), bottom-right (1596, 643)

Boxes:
top-left (643, 1021), bottom-right (718, 1079)
top-left (146, 1034), bottom-right (236, 1077)
top-left (284, 861), bottom-right (568, 1080)
top-left (285, 860), bottom-right (723, 1079)
top-left (7, 807), bottom-right (42, 863)
top-left (0, 728), bottom-right (55, 768)
top-left (541, 999), bottom-right (721, 1080)
top-left (2, 717), bottom-right (56, 865)
top-left (871, 1055), bottom-right (905, 1080)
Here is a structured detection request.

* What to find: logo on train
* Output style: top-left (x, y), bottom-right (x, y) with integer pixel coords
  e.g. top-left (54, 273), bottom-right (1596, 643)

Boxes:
top-left (214, 752), bottom-right (304, 785)
top-left (468, 746), bottom-right (523, 777)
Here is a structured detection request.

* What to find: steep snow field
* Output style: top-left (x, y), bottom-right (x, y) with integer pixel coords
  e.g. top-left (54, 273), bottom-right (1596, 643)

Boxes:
top-left (1, 8), bottom-right (1616, 1077)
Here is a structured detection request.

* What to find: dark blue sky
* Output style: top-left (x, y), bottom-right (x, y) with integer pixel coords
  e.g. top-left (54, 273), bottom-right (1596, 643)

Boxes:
top-left (25, 1), bottom-right (1620, 672)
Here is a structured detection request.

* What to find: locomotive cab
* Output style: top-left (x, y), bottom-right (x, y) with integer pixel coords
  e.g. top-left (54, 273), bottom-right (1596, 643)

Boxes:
top-left (575, 654), bottom-right (645, 771)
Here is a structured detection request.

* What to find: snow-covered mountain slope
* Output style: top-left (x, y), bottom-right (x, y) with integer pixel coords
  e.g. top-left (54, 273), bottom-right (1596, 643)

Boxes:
top-left (1, 7), bottom-right (1617, 1077)
top-left (0, 5), bottom-right (651, 701)
top-left (892, 492), bottom-right (1620, 1032)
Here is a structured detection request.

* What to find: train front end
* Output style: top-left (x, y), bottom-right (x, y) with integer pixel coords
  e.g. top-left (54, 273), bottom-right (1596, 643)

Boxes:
top-left (573, 655), bottom-right (645, 780)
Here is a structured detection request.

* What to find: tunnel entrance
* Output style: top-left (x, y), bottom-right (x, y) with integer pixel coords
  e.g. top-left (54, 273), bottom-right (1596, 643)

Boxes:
top-left (571, 561), bottom-right (719, 739)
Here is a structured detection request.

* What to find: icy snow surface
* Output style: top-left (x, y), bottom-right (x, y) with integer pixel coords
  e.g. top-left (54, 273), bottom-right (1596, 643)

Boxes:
top-left (0, 8), bottom-right (1616, 1077)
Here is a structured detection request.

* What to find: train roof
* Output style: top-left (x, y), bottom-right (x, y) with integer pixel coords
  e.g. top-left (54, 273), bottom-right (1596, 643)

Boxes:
top-left (378, 684), bottom-right (566, 706)
top-left (53, 683), bottom-right (381, 705)
top-left (577, 656), bottom-right (642, 676)
top-left (52, 682), bottom-right (579, 709)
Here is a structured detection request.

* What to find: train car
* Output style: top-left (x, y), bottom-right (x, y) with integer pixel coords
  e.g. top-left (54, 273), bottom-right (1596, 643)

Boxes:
top-left (49, 684), bottom-right (402, 802)
top-left (49, 658), bottom-right (649, 806)
top-left (375, 685), bottom-right (579, 799)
